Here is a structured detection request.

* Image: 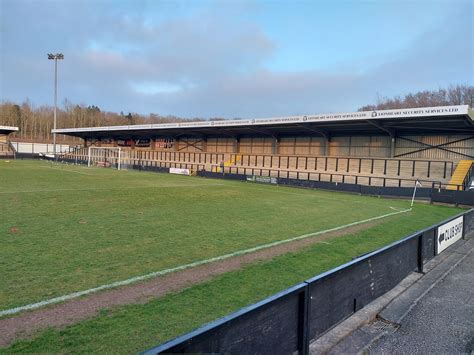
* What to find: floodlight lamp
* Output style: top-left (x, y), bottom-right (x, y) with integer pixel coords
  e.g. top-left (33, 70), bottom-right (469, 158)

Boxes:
top-left (47, 53), bottom-right (64, 60)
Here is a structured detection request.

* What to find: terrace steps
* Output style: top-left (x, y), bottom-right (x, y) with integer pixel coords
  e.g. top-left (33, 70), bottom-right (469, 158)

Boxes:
top-left (223, 165), bottom-right (444, 188)
top-left (211, 154), bottom-right (243, 173)
top-left (447, 160), bottom-right (473, 190)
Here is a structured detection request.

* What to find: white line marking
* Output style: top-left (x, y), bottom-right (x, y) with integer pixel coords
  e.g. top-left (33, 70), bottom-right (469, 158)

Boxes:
top-left (0, 207), bottom-right (411, 317)
top-left (0, 183), bottom-right (225, 194)
top-left (35, 165), bottom-right (96, 176)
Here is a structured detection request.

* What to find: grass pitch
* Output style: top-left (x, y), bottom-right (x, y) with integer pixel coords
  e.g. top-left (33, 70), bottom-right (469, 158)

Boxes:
top-left (0, 160), bottom-right (462, 312)
top-left (0, 159), bottom-right (465, 352)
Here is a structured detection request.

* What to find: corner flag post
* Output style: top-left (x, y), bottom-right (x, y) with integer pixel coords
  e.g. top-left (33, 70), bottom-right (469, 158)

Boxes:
top-left (118, 147), bottom-right (121, 170)
top-left (411, 180), bottom-right (422, 207)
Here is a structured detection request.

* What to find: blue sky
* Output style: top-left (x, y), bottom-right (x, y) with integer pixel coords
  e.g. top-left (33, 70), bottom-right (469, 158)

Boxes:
top-left (1, 0), bottom-right (472, 118)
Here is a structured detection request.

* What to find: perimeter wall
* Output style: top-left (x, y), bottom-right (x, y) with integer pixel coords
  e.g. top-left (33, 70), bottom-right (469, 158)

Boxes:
top-left (142, 209), bottom-right (473, 355)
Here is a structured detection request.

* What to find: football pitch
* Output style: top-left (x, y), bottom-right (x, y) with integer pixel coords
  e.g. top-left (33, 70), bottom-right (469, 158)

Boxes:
top-left (0, 160), bottom-right (464, 352)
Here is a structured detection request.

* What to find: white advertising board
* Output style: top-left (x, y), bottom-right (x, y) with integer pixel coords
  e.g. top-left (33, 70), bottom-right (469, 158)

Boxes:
top-left (169, 168), bottom-right (190, 176)
top-left (436, 216), bottom-right (464, 254)
top-left (246, 175), bottom-right (277, 184)
top-left (53, 105), bottom-right (469, 134)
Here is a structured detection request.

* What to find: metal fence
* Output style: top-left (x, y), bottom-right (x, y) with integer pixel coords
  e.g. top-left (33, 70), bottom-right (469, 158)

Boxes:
top-left (51, 159), bottom-right (474, 205)
top-left (55, 149), bottom-right (458, 188)
top-left (142, 209), bottom-right (473, 354)
top-left (197, 171), bottom-right (474, 206)
top-left (222, 165), bottom-right (448, 189)
top-left (463, 162), bottom-right (474, 191)
top-left (226, 153), bottom-right (455, 180)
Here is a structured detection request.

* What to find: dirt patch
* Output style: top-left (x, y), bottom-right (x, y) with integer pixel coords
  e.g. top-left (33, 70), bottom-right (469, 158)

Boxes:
top-left (0, 219), bottom-right (384, 347)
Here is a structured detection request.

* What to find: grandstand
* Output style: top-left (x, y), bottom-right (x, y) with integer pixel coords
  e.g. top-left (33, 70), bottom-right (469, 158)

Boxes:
top-left (54, 105), bottom-right (474, 191)
top-left (0, 126), bottom-right (18, 159)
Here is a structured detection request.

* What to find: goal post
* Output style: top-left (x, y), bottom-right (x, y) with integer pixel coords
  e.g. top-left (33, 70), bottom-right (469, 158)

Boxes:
top-left (87, 147), bottom-right (122, 170)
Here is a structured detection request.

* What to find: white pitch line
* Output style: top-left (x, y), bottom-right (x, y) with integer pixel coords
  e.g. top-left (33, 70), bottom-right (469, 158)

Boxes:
top-left (0, 183), bottom-right (225, 194)
top-left (35, 165), bottom-right (97, 176)
top-left (390, 206), bottom-right (408, 212)
top-left (0, 207), bottom-right (411, 317)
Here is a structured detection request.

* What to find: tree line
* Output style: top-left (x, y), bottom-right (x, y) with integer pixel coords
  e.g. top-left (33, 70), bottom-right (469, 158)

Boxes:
top-left (358, 84), bottom-right (473, 111)
top-left (0, 99), bottom-right (207, 142)
top-left (1, 84), bottom-right (472, 142)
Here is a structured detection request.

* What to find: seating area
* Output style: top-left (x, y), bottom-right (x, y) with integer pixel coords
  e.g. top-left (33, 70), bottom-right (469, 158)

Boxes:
top-left (0, 126), bottom-right (19, 158)
top-left (219, 154), bottom-right (455, 188)
top-left (222, 154), bottom-right (452, 179)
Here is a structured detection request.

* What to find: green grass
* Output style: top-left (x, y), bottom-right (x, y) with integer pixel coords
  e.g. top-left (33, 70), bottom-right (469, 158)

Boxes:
top-left (0, 159), bottom-right (442, 311)
top-left (2, 202), bottom-right (462, 354)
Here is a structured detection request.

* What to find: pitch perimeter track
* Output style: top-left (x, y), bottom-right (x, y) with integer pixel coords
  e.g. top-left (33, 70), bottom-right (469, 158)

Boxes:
top-left (0, 208), bottom-right (409, 347)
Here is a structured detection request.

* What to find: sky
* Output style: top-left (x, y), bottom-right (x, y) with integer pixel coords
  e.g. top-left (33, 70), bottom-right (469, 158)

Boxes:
top-left (0, 0), bottom-right (473, 119)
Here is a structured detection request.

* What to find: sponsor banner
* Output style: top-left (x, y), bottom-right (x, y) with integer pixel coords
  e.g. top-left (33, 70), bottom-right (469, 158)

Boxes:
top-left (246, 175), bottom-right (277, 184)
top-left (155, 105), bottom-right (466, 127)
top-left (117, 139), bottom-right (150, 147)
top-left (135, 139), bottom-right (150, 147)
top-left (117, 139), bottom-right (133, 147)
top-left (436, 216), bottom-right (464, 254)
top-left (99, 138), bottom-right (114, 144)
top-left (170, 168), bottom-right (190, 176)
top-left (155, 138), bottom-right (174, 149)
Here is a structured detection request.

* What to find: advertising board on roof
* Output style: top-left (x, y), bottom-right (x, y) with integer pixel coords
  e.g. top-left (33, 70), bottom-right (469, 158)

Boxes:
top-left (52, 105), bottom-right (470, 134)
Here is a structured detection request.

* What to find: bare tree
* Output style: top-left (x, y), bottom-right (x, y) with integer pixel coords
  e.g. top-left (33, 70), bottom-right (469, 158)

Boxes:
top-left (0, 98), bottom-right (205, 142)
top-left (359, 85), bottom-right (474, 111)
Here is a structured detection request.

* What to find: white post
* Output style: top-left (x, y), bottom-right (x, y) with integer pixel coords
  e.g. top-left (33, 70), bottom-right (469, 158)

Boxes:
top-left (53, 57), bottom-right (58, 159)
top-left (88, 146), bottom-right (91, 167)
top-left (118, 148), bottom-right (121, 171)
top-left (411, 181), bottom-right (418, 207)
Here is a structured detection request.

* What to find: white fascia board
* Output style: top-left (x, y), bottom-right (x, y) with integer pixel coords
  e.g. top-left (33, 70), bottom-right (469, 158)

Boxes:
top-left (51, 105), bottom-right (469, 134)
top-left (0, 126), bottom-right (19, 132)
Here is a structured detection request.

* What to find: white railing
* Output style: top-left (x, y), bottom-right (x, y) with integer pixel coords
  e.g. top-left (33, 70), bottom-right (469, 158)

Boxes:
top-left (10, 142), bottom-right (76, 154)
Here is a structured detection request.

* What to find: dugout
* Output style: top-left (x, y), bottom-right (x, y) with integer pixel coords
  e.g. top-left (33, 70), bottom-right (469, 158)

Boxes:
top-left (0, 126), bottom-right (18, 158)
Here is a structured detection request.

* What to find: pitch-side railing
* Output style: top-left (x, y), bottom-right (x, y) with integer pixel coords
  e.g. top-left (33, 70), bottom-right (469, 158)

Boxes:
top-left (142, 209), bottom-right (473, 354)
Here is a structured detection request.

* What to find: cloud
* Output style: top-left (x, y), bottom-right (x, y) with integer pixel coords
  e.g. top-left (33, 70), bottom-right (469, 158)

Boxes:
top-left (364, 5), bottom-right (473, 96)
top-left (95, 17), bottom-right (273, 83)
top-left (1, 0), bottom-right (472, 118)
